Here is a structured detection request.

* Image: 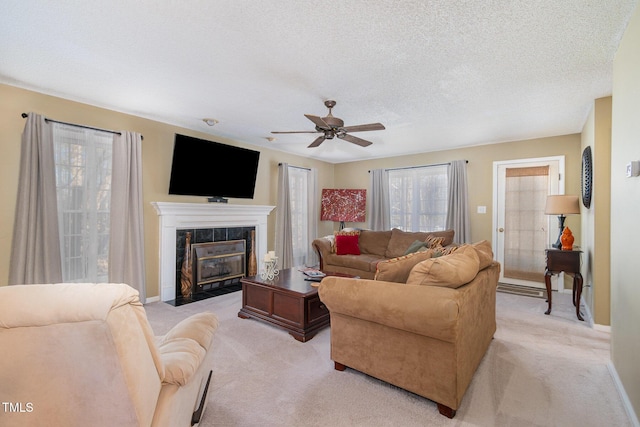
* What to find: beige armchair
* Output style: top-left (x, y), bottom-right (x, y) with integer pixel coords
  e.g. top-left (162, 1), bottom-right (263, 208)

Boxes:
top-left (0, 283), bottom-right (218, 427)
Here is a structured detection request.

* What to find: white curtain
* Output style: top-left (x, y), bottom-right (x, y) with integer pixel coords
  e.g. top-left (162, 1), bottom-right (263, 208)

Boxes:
top-left (108, 131), bottom-right (146, 301)
top-left (306, 168), bottom-right (319, 267)
top-left (369, 168), bottom-right (390, 231)
top-left (9, 113), bottom-right (63, 284)
top-left (275, 163), bottom-right (294, 269)
top-left (388, 165), bottom-right (448, 231)
top-left (446, 160), bottom-right (471, 243)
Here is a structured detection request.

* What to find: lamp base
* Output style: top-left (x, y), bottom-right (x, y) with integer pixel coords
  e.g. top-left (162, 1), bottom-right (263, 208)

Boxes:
top-left (551, 215), bottom-right (566, 249)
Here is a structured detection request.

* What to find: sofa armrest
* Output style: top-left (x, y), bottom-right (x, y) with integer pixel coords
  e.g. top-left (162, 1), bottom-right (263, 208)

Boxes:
top-left (318, 277), bottom-right (461, 343)
top-left (312, 238), bottom-right (333, 271)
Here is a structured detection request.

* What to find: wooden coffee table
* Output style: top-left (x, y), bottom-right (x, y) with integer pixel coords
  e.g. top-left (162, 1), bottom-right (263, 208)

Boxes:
top-left (238, 268), bottom-right (354, 342)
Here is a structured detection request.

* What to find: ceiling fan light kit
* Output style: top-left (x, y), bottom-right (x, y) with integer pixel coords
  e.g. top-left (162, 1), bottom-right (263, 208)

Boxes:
top-left (272, 100), bottom-right (385, 148)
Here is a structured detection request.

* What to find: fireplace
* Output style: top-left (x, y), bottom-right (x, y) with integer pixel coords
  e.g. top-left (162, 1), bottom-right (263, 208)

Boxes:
top-left (193, 240), bottom-right (246, 290)
top-left (175, 227), bottom-right (253, 305)
top-left (152, 202), bottom-right (275, 303)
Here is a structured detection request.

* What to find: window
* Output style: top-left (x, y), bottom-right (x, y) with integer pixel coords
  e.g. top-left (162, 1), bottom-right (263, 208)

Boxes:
top-left (388, 165), bottom-right (448, 232)
top-left (52, 123), bottom-right (113, 282)
top-left (287, 166), bottom-right (311, 266)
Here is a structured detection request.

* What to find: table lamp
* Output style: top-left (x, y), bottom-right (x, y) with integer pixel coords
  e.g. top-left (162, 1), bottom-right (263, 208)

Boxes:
top-left (544, 195), bottom-right (580, 249)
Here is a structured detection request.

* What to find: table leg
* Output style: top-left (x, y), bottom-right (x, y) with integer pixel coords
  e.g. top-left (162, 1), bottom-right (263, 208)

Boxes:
top-left (544, 269), bottom-right (553, 315)
top-left (574, 273), bottom-right (584, 321)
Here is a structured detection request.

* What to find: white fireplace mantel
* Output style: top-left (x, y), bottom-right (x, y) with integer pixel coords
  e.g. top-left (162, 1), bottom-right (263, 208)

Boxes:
top-left (152, 202), bottom-right (275, 302)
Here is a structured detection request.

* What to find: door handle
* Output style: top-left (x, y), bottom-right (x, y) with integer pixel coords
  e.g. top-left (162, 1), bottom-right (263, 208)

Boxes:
top-left (498, 228), bottom-right (504, 232)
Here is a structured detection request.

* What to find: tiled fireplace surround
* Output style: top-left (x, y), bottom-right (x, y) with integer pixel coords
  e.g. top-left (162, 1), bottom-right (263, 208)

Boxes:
top-left (152, 202), bottom-right (275, 302)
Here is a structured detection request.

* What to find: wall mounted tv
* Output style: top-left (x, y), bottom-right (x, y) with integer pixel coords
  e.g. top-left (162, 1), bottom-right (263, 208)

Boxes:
top-left (168, 134), bottom-right (260, 202)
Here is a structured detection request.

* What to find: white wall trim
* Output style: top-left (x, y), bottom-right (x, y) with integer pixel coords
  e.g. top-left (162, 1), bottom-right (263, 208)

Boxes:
top-left (608, 361), bottom-right (640, 427)
top-left (151, 202), bottom-right (275, 302)
top-left (582, 299), bottom-right (611, 333)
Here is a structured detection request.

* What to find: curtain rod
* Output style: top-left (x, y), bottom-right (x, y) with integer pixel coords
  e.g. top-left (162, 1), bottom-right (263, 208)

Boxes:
top-left (21, 113), bottom-right (143, 140)
top-left (368, 160), bottom-right (468, 173)
top-left (278, 163), bottom-right (311, 171)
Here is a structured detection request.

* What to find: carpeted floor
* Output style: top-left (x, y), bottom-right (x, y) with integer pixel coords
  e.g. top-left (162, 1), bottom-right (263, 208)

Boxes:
top-left (145, 289), bottom-right (632, 426)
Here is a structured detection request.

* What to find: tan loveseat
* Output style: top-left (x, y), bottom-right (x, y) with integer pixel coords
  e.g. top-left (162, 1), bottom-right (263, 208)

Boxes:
top-left (312, 228), bottom-right (456, 279)
top-left (0, 283), bottom-right (218, 427)
top-left (318, 241), bottom-right (500, 418)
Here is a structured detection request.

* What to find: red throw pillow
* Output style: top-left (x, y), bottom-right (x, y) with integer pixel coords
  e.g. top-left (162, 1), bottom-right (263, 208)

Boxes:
top-left (335, 234), bottom-right (360, 255)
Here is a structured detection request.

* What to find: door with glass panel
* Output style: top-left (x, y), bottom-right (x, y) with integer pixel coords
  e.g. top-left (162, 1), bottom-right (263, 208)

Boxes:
top-left (493, 157), bottom-right (563, 289)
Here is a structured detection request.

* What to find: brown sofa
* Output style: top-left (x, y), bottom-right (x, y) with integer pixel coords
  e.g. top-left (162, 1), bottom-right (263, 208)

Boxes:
top-left (312, 228), bottom-right (456, 279)
top-left (318, 241), bottom-right (500, 418)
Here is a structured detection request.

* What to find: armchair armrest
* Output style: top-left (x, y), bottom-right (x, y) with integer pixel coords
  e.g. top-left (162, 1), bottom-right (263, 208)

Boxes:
top-left (318, 277), bottom-right (461, 343)
top-left (156, 312), bottom-right (218, 386)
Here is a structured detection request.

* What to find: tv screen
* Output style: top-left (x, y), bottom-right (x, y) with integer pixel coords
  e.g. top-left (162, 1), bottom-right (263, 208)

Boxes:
top-left (168, 134), bottom-right (260, 199)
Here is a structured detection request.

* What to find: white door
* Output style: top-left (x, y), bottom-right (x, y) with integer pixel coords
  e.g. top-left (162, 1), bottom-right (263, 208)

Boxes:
top-left (493, 157), bottom-right (564, 289)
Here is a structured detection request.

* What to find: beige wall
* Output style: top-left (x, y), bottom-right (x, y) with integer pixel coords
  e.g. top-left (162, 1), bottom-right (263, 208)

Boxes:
top-left (611, 3), bottom-right (640, 420)
top-left (580, 97), bottom-right (612, 327)
top-left (334, 135), bottom-right (582, 246)
top-left (0, 84), bottom-right (336, 298)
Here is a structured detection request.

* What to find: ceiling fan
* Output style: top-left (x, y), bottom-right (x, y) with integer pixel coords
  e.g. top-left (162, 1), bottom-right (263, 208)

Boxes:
top-left (272, 100), bottom-right (385, 148)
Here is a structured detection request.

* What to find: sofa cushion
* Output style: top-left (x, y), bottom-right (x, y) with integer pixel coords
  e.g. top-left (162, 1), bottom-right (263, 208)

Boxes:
top-left (374, 248), bottom-right (436, 283)
top-left (358, 229), bottom-right (392, 256)
top-left (406, 244), bottom-right (480, 288)
top-left (472, 240), bottom-right (494, 270)
top-left (384, 228), bottom-right (455, 258)
top-left (335, 233), bottom-right (361, 255)
top-left (323, 252), bottom-right (383, 272)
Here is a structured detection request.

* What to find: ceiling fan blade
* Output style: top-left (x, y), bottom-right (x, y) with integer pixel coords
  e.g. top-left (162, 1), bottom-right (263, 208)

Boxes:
top-left (304, 114), bottom-right (330, 129)
top-left (308, 135), bottom-right (326, 148)
top-left (271, 130), bottom-right (320, 134)
top-left (339, 133), bottom-right (373, 147)
top-left (342, 123), bottom-right (386, 132)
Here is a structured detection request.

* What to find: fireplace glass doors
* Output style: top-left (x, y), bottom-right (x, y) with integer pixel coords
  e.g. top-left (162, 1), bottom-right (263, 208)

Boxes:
top-left (192, 240), bottom-right (246, 292)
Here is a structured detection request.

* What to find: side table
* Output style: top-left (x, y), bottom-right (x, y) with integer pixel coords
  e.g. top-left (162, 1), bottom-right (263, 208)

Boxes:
top-left (544, 248), bottom-right (583, 321)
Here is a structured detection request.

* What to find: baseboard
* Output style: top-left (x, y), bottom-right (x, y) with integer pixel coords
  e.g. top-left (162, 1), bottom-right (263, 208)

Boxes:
top-left (608, 362), bottom-right (640, 427)
top-left (581, 297), bottom-right (611, 333)
top-left (593, 323), bottom-right (611, 333)
top-left (145, 295), bottom-right (160, 304)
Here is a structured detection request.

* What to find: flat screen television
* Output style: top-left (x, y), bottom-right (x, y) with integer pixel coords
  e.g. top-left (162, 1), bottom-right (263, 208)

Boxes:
top-left (168, 134), bottom-right (260, 201)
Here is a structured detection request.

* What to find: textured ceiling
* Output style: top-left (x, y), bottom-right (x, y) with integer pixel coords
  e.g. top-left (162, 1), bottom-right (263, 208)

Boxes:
top-left (1, 1), bottom-right (637, 163)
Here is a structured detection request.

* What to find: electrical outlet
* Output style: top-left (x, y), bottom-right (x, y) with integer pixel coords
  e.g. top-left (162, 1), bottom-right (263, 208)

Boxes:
top-left (477, 206), bottom-right (487, 214)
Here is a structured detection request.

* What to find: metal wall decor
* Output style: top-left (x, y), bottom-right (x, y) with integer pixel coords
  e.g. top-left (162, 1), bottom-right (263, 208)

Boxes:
top-left (581, 146), bottom-right (593, 209)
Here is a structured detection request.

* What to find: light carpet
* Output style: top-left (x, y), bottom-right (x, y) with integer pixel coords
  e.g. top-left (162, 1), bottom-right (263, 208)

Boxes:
top-left (144, 290), bottom-right (632, 427)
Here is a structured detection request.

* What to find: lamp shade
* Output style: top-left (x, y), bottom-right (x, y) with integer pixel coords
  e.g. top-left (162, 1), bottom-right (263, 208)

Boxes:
top-left (544, 195), bottom-right (580, 215)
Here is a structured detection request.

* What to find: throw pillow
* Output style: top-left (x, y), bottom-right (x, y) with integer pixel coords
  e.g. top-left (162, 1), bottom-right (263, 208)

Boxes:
top-left (331, 230), bottom-right (360, 253)
top-left (335, 233), bottom-right (361, 255)
top-left (374, 249), bottom-right (435, 283)
top-left (403, 240), bottom-right (429, 255)
top-left (433, 244), bottom-right (460, 257)
top-left (425, 235), bottom-right (446, 248)
top-left (384, 228), bottom-right (456, 258)
top-left (406, 245), bottom-right (480, 288)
